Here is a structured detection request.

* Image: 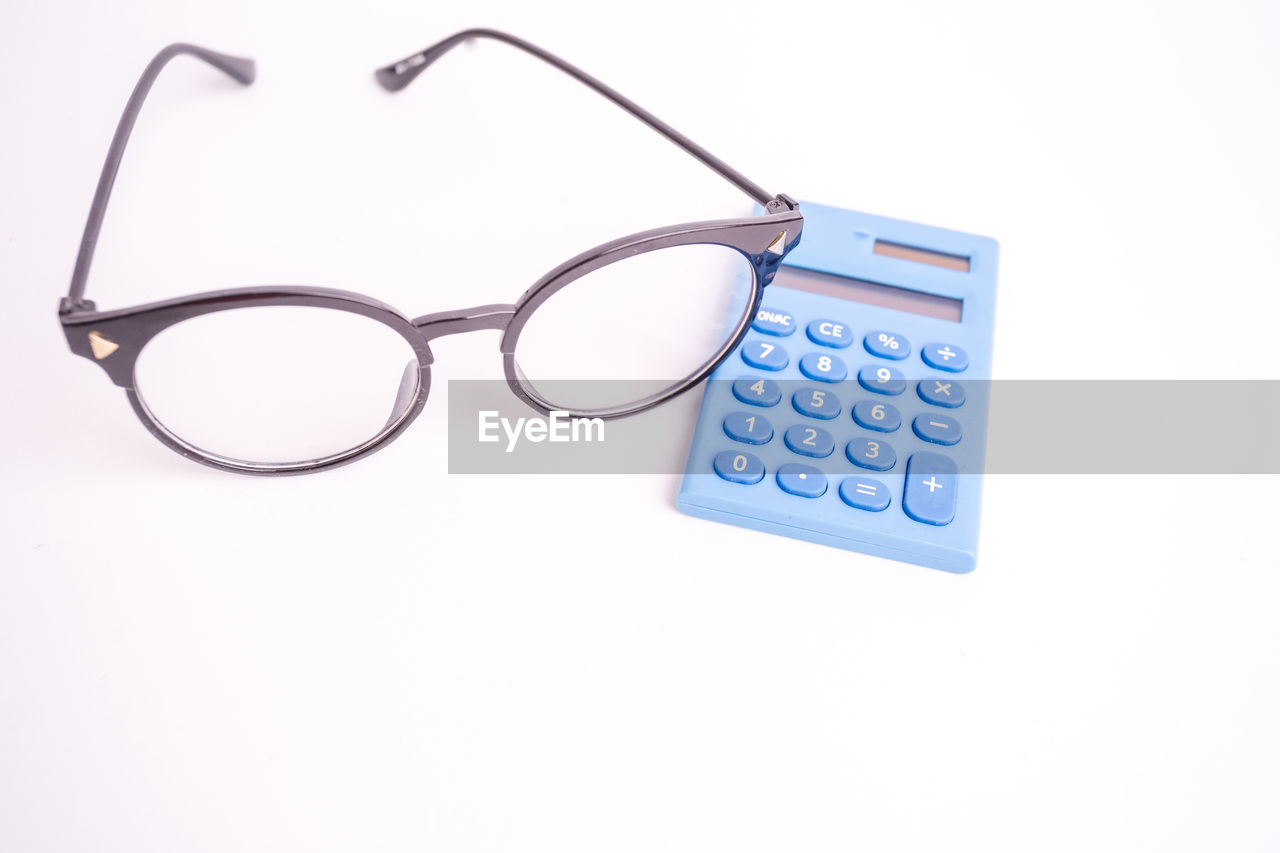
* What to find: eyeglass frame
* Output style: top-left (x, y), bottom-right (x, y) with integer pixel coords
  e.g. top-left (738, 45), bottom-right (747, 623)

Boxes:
top-left (58, 29), bottom-right (804, 475)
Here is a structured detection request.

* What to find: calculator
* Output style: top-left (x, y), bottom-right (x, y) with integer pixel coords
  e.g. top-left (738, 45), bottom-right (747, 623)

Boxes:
top-left (676, 201), bottom-right (998, 573)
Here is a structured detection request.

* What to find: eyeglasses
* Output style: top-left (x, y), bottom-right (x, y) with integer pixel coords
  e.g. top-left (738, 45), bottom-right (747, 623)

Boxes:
top-left (59, 29), bottom-right (803, 475)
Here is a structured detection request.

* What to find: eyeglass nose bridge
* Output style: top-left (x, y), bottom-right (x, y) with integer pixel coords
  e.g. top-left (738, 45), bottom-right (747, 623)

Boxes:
top-left (413, 303), bottom-right (516, 344)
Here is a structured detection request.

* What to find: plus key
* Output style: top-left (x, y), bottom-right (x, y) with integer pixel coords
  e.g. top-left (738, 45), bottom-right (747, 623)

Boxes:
top-left (903, 452), bottom-right (958, 525)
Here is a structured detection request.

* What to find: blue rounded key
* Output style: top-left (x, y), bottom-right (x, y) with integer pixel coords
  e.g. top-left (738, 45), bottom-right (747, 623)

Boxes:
top-left (741, 340), bottom-right (788, 371)
top-left (846, 437), bottom-right (896, 471)
top-left (713, 449), bottom-right (765, 484)
top-left (857, 364), bottom-right (907, 396)
top-left (723, 411), bottom-right (773, 445)
top-left (903, 452), bottom-right (958, 525)
top-left (806, 319), bottom-right (854, 348)
top-left (792, 387), bottom-right (842, 420)
top-left (732, 376), bottom-right (781, 407)
top-left (776, 463), bottom-right (827, 498)
top-left (918, 378), bottom-right (965, 408)
top-left (863, 330), bottom-right (910, 360)
top-left (851, 400), bottom-right (901, 433)
top-left (799, 352), bottom-right (848, 383)
top-left (752, 306), bottom-right (796, 337)
top-left (913, 414), bottom-right (962, 446)
top-left (784, 424), bottom-right (835, 458)
top-left (838, 477), bottom-right (891, 512)
top-left (921, 342), bottom-right (968, 372)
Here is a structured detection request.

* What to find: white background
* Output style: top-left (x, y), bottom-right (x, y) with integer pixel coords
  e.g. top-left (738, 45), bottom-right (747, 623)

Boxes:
top-left (2, 0), bottom-right (1278, 850)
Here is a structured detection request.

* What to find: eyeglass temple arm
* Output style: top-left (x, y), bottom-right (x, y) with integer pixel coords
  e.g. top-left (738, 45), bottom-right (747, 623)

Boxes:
top-left (64, 44), bottom-right (255, 308)
top-left (374, 28), bottom-right (780, 209)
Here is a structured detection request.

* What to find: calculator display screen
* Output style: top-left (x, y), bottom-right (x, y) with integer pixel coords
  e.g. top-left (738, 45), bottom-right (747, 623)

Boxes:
top-left (873, 240), bottom-right (971, 272)
top-left (773, 266), bottom-right (963, 322)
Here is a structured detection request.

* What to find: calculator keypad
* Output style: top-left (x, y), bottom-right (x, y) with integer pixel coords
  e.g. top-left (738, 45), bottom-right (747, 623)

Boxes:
top-left (706, 303), bottom-right (976, 529)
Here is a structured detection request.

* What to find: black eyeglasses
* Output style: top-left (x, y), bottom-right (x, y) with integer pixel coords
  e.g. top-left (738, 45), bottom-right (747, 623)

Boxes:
top-left (59, 28), bottom-right (803, 475)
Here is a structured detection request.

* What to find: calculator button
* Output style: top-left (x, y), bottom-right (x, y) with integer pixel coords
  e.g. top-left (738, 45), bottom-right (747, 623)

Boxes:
top-left (792, 387), bottom-right (842, 420)
top-left (784, 424), bottom-right (835, 458)
top-left (713, 449), bottom-right (765, 485)
top-left (846, 437), bottom-right (896, 471)
top-left (912, 414), bottom-right (962, 446)
top-left (776, 463), bottom-right (827, 498)
top-left (857, 365), bottom-right (907, 396)
top-left (752, 307), bottom-right (796, 337)
top-left (732, 377), bottom-right (781, 407)
top-left (838, 477), bottom-right (891, 512)
top-left (851, 400), bottom-right (901, 433)
top-left (723, 412), bottom-right (773, 445)
top-left (921, 343), bottom-right (968, 372)
top-left (806, 319), bottom-right (854, 348)
top-left (903, 452), bottom-right (958, 525)
top-left (741, 340), bottom-right (788, 371)
top-left (799, 352), bottom-right (848, 383)
top-left (917, 378), bottom-right (965, 408)
top-left (863, 330), bottom-right (910, 360)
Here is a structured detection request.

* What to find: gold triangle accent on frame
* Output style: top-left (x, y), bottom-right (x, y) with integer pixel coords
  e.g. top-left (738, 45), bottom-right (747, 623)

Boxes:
top-left (765, 230), bottom-right (788, 256)
top-left (88, 331), bottom-right (119, 360)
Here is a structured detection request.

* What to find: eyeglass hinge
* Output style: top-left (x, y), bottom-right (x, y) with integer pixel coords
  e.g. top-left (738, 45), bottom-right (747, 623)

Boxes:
top-left (59, 296), bottom-right (97, 317)
top-left (765, 194), bottom-right (799, 214)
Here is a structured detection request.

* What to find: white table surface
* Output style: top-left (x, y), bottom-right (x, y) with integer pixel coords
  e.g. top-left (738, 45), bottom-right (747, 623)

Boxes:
top-left (2, 1), bottom-right (1277, 850)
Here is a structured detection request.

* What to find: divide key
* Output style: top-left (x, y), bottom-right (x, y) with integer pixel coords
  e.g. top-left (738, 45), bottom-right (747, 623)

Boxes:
top-left (921, 343), bottom-right (968, 372)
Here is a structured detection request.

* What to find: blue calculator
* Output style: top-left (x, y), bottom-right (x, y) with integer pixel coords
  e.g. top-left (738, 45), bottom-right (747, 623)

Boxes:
top-left (677, 201), bottom-right (998, 573)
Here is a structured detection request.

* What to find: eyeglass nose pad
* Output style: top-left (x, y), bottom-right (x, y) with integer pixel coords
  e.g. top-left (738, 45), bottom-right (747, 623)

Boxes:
top-left (383, 359), bottom-right (420, 430)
